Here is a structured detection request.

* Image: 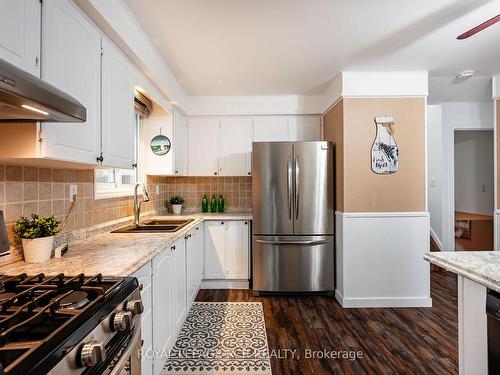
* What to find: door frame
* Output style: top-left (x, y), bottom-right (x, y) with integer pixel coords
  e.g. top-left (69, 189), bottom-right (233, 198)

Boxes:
top-left (444, 127), bottom-right (495, 250)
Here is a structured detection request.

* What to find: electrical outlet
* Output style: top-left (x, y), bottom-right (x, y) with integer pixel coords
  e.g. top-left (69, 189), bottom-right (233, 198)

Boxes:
top-left (155, 185), bottom-right (159, 194)
top-left (69, 185), bottom-right (77, 202)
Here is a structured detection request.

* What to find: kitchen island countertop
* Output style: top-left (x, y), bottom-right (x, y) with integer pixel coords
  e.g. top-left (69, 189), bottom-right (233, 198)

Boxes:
top-left (0, 212), bottom-right (252, 277)
top-left (424, 250), bottom-right (500, 293)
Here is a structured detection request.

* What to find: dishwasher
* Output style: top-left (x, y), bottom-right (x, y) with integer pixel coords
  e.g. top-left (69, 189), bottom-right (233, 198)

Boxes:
top-left (487, 289), bottom-right (500, 373)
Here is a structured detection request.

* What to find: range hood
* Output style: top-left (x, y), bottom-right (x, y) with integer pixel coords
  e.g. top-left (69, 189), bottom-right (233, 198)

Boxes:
top-left (0, 58), bottom-right (86, 123)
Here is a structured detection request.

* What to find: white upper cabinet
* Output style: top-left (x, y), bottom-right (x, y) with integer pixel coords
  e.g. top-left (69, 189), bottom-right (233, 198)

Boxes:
top-left (173, 108), bottom-right (188, 175)
top-left (41, 0), bottom-right (101, 165)
top-left (288, 115), bottom-right (321, 141)
top-left (253, 116), bottom-right (289, 142)
top-left (219, 118), bottom-right (252, 176)
top-left (101, 38), bottom-right (135, 168)
top-left (0, 0), bottom-right (41, 76)
top-left (188, 117), bottom-right (220, 176)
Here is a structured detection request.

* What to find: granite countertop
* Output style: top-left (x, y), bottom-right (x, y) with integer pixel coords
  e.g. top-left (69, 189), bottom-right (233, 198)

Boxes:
top-left (425, 251), bottom-right (500, 293)
top-left (0, 212), bottom-right (252, 277)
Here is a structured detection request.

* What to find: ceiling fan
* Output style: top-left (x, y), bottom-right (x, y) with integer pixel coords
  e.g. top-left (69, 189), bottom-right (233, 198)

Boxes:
top-left (457, 14), bottom-right (500, 39)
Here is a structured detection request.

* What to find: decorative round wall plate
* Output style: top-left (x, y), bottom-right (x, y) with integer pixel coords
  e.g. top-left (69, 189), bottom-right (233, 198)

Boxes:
top-left (150, 134), bottom-right (171, 155)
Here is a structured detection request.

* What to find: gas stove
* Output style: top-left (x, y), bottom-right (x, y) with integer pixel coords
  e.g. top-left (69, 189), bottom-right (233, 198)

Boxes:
top-left (0, 273), bottom-right (143, 375)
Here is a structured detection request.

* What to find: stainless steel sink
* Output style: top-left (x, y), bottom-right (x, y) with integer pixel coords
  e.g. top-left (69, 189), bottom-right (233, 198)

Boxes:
top-left (111, 218), bottom-right (194, 233)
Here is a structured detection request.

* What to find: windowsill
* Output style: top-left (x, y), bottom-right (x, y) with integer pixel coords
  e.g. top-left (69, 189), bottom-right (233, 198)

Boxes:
top-left (94, 189), bottom-right (135, 200)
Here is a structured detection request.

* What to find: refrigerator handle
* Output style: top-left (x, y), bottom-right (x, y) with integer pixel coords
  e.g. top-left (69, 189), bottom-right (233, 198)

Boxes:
top-left (256, 239), bottom-right (329, 246)
top-left (295, 155), bottom-right (299, 220)
top-left (287, 157), bottom-right (292, 220)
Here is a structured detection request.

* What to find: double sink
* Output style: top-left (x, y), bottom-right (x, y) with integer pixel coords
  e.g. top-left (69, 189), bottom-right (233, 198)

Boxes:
top-left (112, 218), bottom-right (194, 234)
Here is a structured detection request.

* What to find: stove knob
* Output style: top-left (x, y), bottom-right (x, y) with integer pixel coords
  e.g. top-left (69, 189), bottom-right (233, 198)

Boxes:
top-left (112, 311), bottom-right (132, 332)
top-left (80, 341), bottom-right (106, 367)
top-left (125, 299), bottom-right (144, 316)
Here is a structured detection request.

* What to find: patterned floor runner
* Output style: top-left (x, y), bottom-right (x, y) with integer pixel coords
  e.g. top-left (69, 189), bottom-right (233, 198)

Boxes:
top-left (162, 302), bottom-right (272, 374)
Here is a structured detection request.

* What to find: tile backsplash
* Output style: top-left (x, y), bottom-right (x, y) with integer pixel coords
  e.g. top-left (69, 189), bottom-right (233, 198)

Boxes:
top-left (148, 176), bottom-right (252, 213)
top-left (0, 164), bottom-right (252, 265)
top-left (0, 164), bottom-right (168, 265)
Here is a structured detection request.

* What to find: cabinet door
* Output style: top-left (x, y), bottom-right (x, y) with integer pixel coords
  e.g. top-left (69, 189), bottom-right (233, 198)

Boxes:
top-left (0, 0), bottom-right (40, 76)
top-left (133, 263), bottom-right (153, 375)
top-left (152, 248), bottom-right (174, 374)
top-left (196, 224), bottom-right (205, 284)
top-left (188, 118), bottom-right (220, 176)
top-left (204, 221), bottom-right (226, 279)
top-left (173, 239), bottom-right (187, 329)
top-left (185, 230), bottom-right (197, 305)
top-left (41, 0), bottom-right (101, 164)
top-left (220, 118), bottom-right (253, 176)
top-left (289, 115), bottom-right (321, 141)
top-left (101, 38), bottom-right (135, 168)
top-left (173, 108), bottom-right (188, 175)
top-left (226, 221), bottom-right (250, 279)
top-left (253, 116), bottom-right (289, 142)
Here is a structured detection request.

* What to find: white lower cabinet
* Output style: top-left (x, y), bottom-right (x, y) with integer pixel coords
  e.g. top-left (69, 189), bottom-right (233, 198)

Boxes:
top-left (172, 239), bottom-right (187, 329)
top-left (186, 224), bottom-right (204, 305)
top-left (152, 242), bottom-right (175, 375)
top-left (132, 262), bottom-right (153, 375)
top-left (204, 220), bottom-right (250, 280)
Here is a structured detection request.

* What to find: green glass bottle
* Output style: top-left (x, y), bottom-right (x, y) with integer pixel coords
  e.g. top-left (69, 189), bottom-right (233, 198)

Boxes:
top-left (218, 194), bottom-right (225, 212)
top-left (201, 194), bottom-right (209, 212)
top-left (210, 194), bottom-right (217, 212)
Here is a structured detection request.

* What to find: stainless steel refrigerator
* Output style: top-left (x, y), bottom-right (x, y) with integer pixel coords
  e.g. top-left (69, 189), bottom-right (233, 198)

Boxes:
top-left (252, 141), bottom-right (334, 294)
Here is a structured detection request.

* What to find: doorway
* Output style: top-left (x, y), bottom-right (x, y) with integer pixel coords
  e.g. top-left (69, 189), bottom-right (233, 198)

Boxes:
top-left (454, 130), bottom-right (494, 251)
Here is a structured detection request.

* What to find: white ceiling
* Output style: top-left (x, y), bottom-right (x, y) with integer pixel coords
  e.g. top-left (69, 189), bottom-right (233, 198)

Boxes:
top-left (428, 76), bottom-right (492, 104)
top-left (124, 0), bottom-right (500, 96)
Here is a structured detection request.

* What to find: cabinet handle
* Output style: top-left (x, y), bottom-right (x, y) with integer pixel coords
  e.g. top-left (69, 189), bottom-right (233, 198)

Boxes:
top-left (195, 227), bottom-right (199, 230)
top-left (96, 154), bottom-right (104, 164)
top-left (132, 163), bottom-right (137, 168)
top-left (214, 172), bottom-right (217, 175)
top-left (221, 221), bottom-right (224, 225)
top-left (175, 170), bottom-right (179, 174)
top-left (35, 56), bottom-right (39, 67)
top-left (244, 222), bottom-right (248, 225)
top-left (139, 284), bottom-right (143, 291)
top-left (247, 172), bottom-right (251, 175)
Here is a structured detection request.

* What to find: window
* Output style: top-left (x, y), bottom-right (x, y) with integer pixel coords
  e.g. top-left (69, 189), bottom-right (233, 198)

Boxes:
top-left (94, 114), bottom-right (141, 199)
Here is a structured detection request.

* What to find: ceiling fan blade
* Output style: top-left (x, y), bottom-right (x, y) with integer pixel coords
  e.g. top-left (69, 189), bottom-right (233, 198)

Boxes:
top-left (457, 14), bottom-right (500, 39)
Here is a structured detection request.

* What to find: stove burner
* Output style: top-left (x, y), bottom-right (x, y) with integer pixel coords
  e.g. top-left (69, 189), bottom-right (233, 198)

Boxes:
top-left (58, 291), bottom-right (90, 309)
top-left (0, 292), bottom-right (16, 304)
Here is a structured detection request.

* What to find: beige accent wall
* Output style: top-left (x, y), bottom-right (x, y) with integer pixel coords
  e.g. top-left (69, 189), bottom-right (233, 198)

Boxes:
top-left (323, 97), bottom-right (426, 213)
top-left (322, 100), bottom-right (344, 211)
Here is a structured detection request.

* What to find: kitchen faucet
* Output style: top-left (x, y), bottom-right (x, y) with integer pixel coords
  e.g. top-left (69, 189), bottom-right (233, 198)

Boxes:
top-left (134, 183), bottom-right (150, 225)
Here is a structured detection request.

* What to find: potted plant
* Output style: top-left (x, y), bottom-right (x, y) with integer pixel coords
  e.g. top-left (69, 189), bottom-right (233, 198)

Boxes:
top-left (14, 214), bottom-right (61, 263)
top-left (169, 195), bottom-right (185, 214)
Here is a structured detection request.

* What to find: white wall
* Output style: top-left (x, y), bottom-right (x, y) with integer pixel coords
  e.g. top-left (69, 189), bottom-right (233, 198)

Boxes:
top-left (427, 102), bottom-right (494, 250)
top-left (139, 105), bottom-right (173, 177)
top-left (427, 105), bottom-right (443, 246)
top-left (335, 212), bottom-right (431, 308)
top-left (454, 131), bottom-right (494, 216)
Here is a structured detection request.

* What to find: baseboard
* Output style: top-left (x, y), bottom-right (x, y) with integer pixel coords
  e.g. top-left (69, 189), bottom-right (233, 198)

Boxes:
top-left (201, 280), bottom-right (249, 289)
top-left (336, 292), bottom-right (432, 308)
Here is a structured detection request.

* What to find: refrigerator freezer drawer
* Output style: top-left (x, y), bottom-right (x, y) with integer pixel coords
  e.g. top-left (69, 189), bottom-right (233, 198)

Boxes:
top-left (252, 235), bottom-right (334, 293)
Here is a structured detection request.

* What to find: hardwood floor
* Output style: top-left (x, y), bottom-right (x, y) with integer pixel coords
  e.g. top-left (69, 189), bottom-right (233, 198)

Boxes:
top-left (195, 272), bottom-right (458, 375)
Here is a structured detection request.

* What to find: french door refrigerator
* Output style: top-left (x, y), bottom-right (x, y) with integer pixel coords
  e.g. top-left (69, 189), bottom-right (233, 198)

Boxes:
top-left (252, 141), bottom-right (334, 294)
